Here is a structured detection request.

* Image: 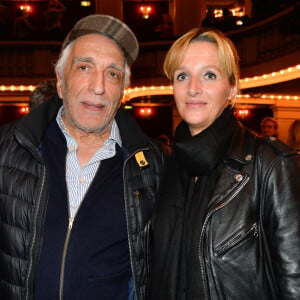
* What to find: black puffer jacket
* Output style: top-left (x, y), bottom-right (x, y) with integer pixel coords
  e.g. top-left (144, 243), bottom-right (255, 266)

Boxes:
top-left (151, 109), bottom-right (300, 300)
top-left (0, 96), bottom-right (164, 300)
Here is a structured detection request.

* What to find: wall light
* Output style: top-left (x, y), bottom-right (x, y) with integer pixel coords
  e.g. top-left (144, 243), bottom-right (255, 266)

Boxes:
top-left (235, 109), bottom-right (249, 119)
top-left (139, 5), bottom-right (152, 19)
top-left (80, 1), bottom-right (91, 7)
top-left (137, 107), bottom-right (153, 117)
top-left (19, 4), bottom-right (31, 13)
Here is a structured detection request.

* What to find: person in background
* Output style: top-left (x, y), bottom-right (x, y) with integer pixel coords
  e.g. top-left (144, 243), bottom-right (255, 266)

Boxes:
top-left (44, 0), bottom-right (66, 40)
top-left (29, 79), bottom-right (57, 111)
top-left (201, 7), bottom-right (217, 29)
top-left (0, 14), bottom-right (164, 300)
top-left (157, 134), bottom-right (173, 157)
top-left (287, 119), bottom-right (300, 153)
top-left (260, 116), bottom-right (279, 138)
top-left (150, 27), bottom-right (300, 300)
top-left (155, 13), bottom-right (174, 39)
top-left (12, 7), bottom-right (37, 39)
top-left (217, 8), bottom-right (237, 31)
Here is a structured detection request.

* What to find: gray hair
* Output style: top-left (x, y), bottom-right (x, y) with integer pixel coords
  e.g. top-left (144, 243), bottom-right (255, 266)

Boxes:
top-left (54, 41), bottom-right (131, 88)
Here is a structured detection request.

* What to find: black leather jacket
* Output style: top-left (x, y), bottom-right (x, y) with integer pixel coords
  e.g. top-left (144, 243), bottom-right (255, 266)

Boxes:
top-left (151, 119), bottom-right (300, 299)
top-left (0, 96), bottom-right (164, 300)
top-left (204, 128), bottom-right (300, 299)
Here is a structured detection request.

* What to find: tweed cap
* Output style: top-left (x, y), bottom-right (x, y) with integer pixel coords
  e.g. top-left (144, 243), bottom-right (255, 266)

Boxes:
top-left (62, 14), bottom-right (139, 66)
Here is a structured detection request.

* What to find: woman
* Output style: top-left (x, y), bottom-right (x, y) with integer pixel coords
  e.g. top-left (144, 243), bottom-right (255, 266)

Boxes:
top-left (287, 119), bottom-right (300, 154)
top-left (150, 28), bottom-right (300, 299)
top-left (260, 116), bottom-right (279, 138)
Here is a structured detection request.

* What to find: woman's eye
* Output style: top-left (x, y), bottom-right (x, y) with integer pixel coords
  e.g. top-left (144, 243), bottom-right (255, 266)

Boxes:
top-left (204, 72), bottom-right (216, 79)
top-left (176, 73), bottom-right (188, 81)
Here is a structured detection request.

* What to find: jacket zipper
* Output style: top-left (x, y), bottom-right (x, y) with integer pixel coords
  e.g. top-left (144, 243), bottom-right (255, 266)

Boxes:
top-left (198, 174), bottom-right (250, 300)
top-left (15, 134), bottom-right (47, 300)
top-left (58, 148), bottom-right (91, 299)
top-left (123, 148), bottom-right (149, 300)
top-left (25, 167), bottom-right (46, 300)
top-left (215, 222), bottom-right (258, 256)
top-left (58, 171), bottom-right (95, 299)
top-left (59, 217), bottom-right (74, 300)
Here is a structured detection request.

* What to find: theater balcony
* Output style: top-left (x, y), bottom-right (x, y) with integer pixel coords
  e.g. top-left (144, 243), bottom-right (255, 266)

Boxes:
top-left (0, 0), bottom-right (299, 141)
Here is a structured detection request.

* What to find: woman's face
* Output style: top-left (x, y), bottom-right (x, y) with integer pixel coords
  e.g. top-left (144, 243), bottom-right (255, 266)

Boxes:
top-left (261, 120), bottom-right (277, 137)
top-left (173, 41), bottom-right (236, 136)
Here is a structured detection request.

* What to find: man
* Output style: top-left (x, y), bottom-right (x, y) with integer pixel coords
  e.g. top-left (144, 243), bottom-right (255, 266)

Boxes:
top-left (0, 14), bottom-right (164, 300)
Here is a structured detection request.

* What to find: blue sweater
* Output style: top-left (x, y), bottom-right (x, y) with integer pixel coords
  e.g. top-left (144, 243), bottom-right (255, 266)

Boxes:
top-left (35, 120), bottom-right (131, 299)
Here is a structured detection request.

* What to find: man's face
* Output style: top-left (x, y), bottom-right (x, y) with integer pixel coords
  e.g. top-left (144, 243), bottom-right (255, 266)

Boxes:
top-left (57, 33), bottom-right (125, 137)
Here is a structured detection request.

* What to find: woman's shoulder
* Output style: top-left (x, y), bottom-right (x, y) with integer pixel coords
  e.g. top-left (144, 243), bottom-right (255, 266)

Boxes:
top-left (257, 135), bottom-right (297, 157)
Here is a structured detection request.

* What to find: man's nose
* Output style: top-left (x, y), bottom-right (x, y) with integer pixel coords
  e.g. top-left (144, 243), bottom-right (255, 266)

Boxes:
top-left (89, 71), bottom-right (105, 95)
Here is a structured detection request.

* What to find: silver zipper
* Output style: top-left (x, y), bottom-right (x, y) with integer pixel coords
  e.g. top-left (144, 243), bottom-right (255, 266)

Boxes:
top-left (215, 222), bottom-right (258, 256)
top-left (59, 153), bottom-right (91, 299)
top-left (198, 174), bottom-right (250, 299)
top-left (59, 217), bottom-right (74, 300)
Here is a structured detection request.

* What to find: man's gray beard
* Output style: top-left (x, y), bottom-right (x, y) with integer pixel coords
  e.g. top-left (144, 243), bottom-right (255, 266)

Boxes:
top-left (62, 105), bottom-right (110, 134)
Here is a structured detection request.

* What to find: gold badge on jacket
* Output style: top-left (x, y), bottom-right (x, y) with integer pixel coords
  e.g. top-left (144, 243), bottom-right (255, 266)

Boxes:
top-left (135, 151), bottom-right (149, 168)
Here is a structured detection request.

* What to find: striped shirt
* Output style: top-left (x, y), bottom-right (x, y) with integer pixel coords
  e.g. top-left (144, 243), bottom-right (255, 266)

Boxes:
top-left (56, 106), bottom-right (122, 218)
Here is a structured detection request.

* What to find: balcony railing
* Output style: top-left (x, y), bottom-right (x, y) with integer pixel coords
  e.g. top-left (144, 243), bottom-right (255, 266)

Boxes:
top-left (0, 2), bottom-right (299, 89)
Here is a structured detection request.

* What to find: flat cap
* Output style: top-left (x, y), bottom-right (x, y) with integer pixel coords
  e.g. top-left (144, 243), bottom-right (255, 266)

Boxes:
top-left (62, 14), bottom-right (139, 66)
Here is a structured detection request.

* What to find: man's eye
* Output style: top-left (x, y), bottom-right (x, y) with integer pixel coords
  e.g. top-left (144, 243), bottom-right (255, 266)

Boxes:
top-left (204, 72), bottom-right (216, 79)
top-left (107, 70), bottom-right (122, 81)
top-left (110, 71), bottom-right (118, 78)
top-left (79, 65), bottom-right (88, 71)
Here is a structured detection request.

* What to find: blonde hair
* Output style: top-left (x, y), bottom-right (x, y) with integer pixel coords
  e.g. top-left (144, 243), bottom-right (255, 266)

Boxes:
top-left (163, 28), bottom-right (240, 91)
top-left (287, 119), bottom-right (300, 150)
top-left (260, 116), bottom-right (278, 129)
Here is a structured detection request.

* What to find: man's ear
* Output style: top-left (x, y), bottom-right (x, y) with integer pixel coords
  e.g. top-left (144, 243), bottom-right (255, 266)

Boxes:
top-left (56, 75), bottom-right (63, 99)
top-left (118, 91), bottom-right (124, 108)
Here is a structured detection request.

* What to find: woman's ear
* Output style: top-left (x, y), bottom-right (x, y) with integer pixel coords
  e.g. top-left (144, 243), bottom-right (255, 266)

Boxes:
top-left (228, 84), bottom-right (238, 100)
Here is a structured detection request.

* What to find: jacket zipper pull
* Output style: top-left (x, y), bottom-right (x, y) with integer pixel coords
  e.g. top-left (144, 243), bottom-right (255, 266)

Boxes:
top-left (134, 190), bottom-right (140, 203)
top-left (252, 222), bottom-right (258, 237)
top-left (68, 217), bottom-right (74, 230)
